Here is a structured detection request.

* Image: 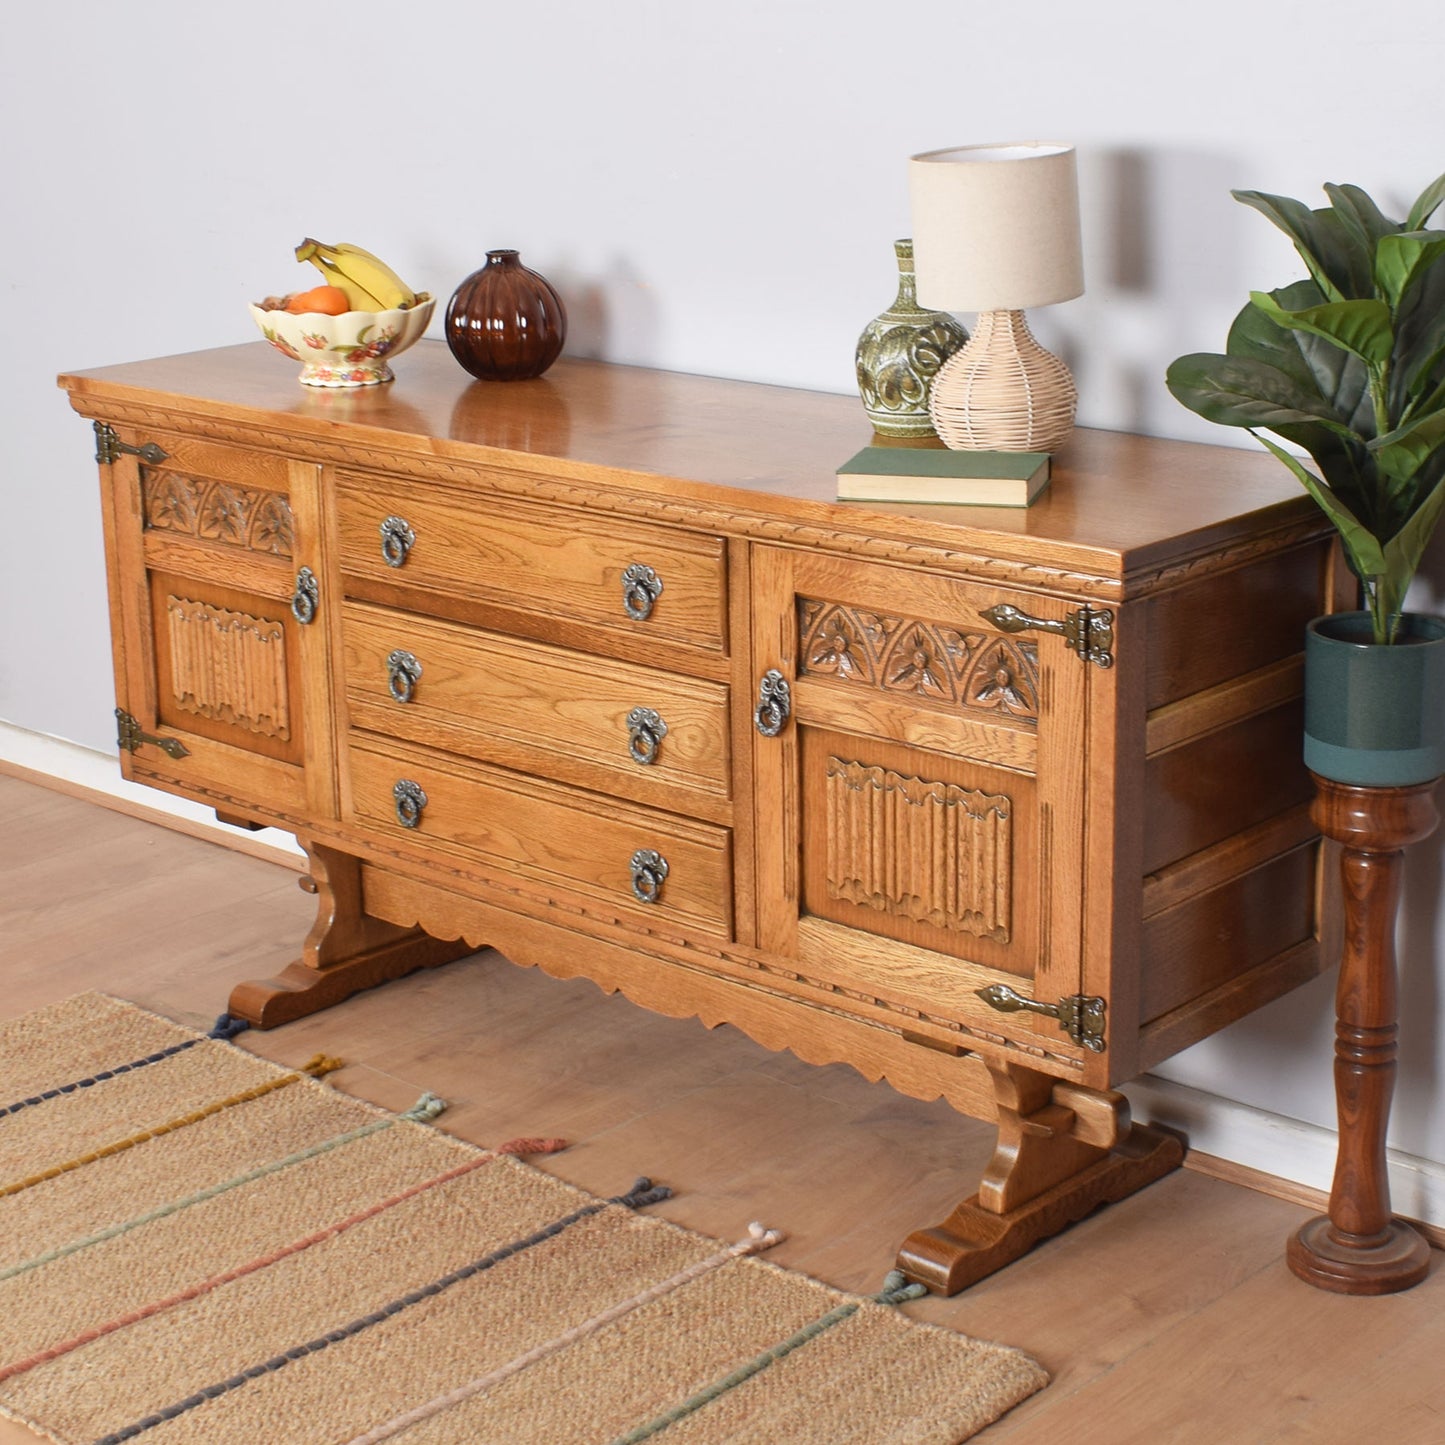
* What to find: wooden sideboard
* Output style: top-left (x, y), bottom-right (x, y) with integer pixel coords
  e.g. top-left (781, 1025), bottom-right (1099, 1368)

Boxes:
top-left (58, 343), bottom-right (1347, 1291)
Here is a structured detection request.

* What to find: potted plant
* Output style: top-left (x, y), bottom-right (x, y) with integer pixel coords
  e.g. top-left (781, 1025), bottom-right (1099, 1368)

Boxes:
top-left (1167, 172), bottom-right (1445, 785)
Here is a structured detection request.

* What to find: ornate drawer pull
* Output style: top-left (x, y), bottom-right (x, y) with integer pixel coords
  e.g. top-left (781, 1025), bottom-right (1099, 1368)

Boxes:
top-left (393, 779), bottom-right (428, 829)
top-left (629, 848), bottom-right (669, 904)
top-left (387, 649), bottom-right (423, 703)
top-left (291, 566), bottom-right (319, 625)
top-left (380, 516), bottom-right (416, 568)
top-left (621, 563), bottom-right (663, 621)
top-left (626, 707), bottom-right (668, 765)
top-left (753, 669), bottom-right (792, 737)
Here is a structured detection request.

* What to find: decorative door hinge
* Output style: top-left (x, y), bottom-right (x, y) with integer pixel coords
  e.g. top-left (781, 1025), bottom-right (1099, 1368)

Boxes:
top-left (115, 708), bottom-right (189, 761)
top-left (976, 983), bottom-right (1107, 1053)
top-left (981, 602), bottom-right (1114, 669)
top-left (94, 422), bottom-right (168, 467)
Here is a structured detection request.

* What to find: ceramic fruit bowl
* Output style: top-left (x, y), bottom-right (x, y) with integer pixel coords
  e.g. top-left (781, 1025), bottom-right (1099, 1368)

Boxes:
top-left (249, 294), bottom-right (434, 387)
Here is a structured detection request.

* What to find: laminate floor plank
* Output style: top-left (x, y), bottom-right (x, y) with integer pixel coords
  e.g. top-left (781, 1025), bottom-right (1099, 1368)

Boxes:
top-left (1, 775), bottom-right (1441, 1445)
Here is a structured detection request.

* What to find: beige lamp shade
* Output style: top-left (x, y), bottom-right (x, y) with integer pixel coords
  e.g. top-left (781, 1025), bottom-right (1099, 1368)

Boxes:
top-left (908, 143), bottom-right (1084, 311)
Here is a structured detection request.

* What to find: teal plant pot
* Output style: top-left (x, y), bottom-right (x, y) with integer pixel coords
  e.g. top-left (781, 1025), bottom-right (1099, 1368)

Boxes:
top-left (1303, 611), bottom-right (1445, 786)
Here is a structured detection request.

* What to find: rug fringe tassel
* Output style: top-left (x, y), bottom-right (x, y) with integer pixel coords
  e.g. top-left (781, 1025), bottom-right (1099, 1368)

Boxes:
top-left (618, 1177), bottom-right (672, 1209)
top-left (206, 1013), bottom-right (250, 1040)
top-left (399, 1093), bottom-right (447, 1122)
top-left (301, 1054), bottom-right (346, 1077)
top-left (873, 1269), bottom-right (930, 1306)
top-left (496, 1136), bottom-right (569, 1157)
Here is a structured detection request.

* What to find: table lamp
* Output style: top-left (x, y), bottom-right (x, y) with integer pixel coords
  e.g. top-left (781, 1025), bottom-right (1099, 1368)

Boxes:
top-left (909, 142), bottom-right (1084, 452)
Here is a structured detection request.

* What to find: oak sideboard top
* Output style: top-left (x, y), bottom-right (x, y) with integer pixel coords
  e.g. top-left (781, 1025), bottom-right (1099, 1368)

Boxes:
top-left (59, 341), bottom-right (1324, 594)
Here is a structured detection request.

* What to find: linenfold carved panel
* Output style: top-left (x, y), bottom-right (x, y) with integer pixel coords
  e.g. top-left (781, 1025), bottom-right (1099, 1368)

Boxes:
top-left (165, 596), bottom-right (290, 739)
top-left (143, 470), bottom-right (294, 557)
top-left (825, 757), bottom-right (1012, 941)
top-left (799, 599), bottom-right (1039, 721)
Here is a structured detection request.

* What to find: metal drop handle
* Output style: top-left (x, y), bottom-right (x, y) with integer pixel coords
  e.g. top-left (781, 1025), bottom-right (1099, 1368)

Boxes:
top-left (629, 848), bottom-right (669, 904)
top-left (393, 779), bottom-right (428, 829)
top-left (621, 563), bottom-right (663, 621)
top-left (291, 567), bottom-right (319, 625)
top-left (387, 649), bottom-right (423, 704)
top-left (753, 669), bottom-right (792, 738)
top-left (626, 707), bottom-right (668, 765)
top-left (380, 515), bottom-right (416, 568)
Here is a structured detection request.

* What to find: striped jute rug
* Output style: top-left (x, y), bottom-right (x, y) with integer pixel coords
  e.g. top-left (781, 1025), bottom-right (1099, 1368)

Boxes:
top-left (0, 993), bottom-right (1046, 1444)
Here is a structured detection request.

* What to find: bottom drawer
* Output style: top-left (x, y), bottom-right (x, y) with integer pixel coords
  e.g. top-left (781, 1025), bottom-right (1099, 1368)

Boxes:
top-left (347, 737), bottom-right (733, 939)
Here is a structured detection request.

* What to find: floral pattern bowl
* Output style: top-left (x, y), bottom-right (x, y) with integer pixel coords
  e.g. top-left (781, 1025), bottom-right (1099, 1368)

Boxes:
top-left (249, 294), bottom-right (434, 387)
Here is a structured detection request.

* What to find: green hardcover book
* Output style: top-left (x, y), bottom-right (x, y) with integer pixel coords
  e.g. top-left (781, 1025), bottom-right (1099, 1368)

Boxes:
top-left (836, 445), bottom-right (1051, 507)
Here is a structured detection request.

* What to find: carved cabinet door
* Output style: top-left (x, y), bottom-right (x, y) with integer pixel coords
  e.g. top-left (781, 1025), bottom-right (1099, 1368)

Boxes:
top-left (96, 426), bottom-right (336, 827)
top-left (749, 545), bottom-right (1095, 1067)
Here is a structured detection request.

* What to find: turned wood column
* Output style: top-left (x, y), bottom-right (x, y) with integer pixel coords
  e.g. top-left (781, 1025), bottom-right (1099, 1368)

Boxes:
top-left (1287, 775), bottom-right (1438, 1294)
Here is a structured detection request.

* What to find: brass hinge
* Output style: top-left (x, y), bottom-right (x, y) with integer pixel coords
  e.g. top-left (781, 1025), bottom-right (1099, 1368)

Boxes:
top-left (981, 602), bottom-right (1114, 669)
top-left (115, 708), bottom-right (189, 761)
top-left (94, 421), bottom-right (168, 467)
top-left (977, 984), bottom-right (1107, 1053)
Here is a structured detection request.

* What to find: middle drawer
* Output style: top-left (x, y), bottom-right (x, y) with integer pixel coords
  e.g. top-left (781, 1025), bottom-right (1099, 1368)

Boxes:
top-left (340, 601), bottom-right (732, 812)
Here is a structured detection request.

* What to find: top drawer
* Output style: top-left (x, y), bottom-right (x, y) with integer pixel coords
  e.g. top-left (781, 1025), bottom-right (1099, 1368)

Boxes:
top-left (334, 472), bottom-right (728, 653)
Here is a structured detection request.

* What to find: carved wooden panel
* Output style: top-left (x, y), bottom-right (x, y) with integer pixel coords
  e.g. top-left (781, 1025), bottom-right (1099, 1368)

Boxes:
top-left (165, 596), bottom-right (290, 740)
top-left (143, 470), bottom-right (294, 557)
top-left (824, 757), bottom-right (1012, 942)
top-left (799, 599), bottom-right (1039, 721)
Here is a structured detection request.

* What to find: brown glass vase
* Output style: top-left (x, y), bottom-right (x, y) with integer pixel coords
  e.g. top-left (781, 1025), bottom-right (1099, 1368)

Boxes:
top-left (445, 250), bottom-right (567, 382)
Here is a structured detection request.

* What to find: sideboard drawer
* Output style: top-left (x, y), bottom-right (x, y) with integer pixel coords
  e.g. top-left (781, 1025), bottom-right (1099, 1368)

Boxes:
top-left (334, 473), bottom-right (728, 652)
top-left (346, 737), bottom-right (733, 939)
top-left (340, 601), bottom-right (731, 807)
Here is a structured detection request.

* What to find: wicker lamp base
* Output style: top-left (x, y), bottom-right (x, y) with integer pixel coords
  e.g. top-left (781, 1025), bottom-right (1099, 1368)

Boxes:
top-left (928, 309), bottom-right (1077, 452)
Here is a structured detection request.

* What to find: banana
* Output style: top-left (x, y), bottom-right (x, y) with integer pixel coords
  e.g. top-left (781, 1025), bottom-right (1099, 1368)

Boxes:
top-left (295, 239), bottom-right (418, 312)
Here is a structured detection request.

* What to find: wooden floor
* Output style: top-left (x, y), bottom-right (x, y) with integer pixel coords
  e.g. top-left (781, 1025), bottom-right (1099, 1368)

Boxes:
top-left (2, 773), bottom-right (1443, 1443)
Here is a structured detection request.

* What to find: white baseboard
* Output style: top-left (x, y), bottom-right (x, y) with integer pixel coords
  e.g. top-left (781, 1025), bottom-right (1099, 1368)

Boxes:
top-left (1124, 1074), bottom-right (1445, 1231)
top-left (5, 724), bottom-right (1442, 1230)
top-left (0, 721), bottom-right (303, 864)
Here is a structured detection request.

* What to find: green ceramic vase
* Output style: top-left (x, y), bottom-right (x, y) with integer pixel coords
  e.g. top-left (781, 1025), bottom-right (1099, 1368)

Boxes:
top-left (1303, 611), bottom-right (1445, 786)
top-left (854, 239), bottom-right (968, 437)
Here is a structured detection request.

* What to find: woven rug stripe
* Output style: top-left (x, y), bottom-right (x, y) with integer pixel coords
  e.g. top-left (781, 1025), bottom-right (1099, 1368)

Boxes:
top-left (0, 1014), bottom-right (246, 1121)
top-left (0, 1106), bottom-right (509, 1382)
top-left (0, 994), bottom-right (215, 1101)
top-left (339, 1223), bottom-right (786, 1445)
top-left (608, 1271), bottom-right (928, 1445)
top-left (0, 1094), bottom-right (445, 1286)
top-left (271, 1239), bottom-right (1044, 1445)
top-left (0, 1054), bottom-right (344, 1201)
top-left (88, 1177), bottom-right (671, 1445)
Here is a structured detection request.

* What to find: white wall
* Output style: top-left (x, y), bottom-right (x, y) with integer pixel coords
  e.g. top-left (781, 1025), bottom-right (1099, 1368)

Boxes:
top-left (6, 0), bottom-right (1445, 1209)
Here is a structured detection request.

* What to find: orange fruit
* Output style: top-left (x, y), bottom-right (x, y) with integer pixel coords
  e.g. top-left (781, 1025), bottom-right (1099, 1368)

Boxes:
top-left (285, 285), bottom-right (351, 316)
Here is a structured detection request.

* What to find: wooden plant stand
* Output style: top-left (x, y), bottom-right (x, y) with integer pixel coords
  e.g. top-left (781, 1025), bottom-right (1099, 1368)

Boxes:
top-left (1287, 775), bottom-right (1439, 1295)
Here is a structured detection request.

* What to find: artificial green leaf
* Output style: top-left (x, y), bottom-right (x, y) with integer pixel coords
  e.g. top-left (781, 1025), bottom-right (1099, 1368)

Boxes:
top-left (1253, 433), bottom-right (1387, 579)
top-left (1374, 231), bottom-right (1445, 312)
top-left (1407, 171), bottom-right (1445, 231)
top-left (1392, 249), bottom-right (1445, 408)
top-left (1247, 292), bottom-right (1393, 369)
top-left (1379, 476), bottom-right (1445, 620)
top-left (1228, 282), bottom-right (1374, 432)
top-left (1402, 371), bottom-right (1445, 429)
top-left (1370, 410), bottom-right (1445, 496)
top-left (1166, 353), bottom-right (1361, 434)
top-left (1326, 183), bottom-right (1400, 253)
top-left (1232, 191), bottom-right (1373, 300)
